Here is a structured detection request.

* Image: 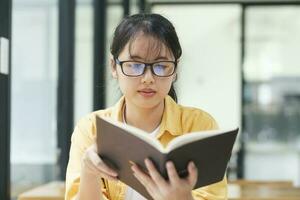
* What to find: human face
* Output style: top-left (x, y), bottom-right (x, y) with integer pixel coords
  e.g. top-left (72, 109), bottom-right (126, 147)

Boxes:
top-left (111, 33), bottom-right (177, 109)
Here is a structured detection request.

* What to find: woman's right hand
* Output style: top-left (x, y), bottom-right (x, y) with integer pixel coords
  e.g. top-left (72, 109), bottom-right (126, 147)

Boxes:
top-left (81, 144), bottom-right (119, 181)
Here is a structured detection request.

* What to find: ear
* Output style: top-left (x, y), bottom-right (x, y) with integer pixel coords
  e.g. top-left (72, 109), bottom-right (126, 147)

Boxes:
top-left (110, 56), bottom-right (118, 79)
top-left (172, 73), bottom-right (177, 82)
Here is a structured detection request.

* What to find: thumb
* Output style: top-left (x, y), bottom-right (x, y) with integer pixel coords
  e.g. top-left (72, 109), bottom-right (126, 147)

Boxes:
top-left (187, 161), bottom-right (198, 187)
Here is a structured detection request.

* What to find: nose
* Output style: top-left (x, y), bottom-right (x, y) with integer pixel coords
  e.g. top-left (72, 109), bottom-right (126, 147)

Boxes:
top-left (141, 66), bottom-right (154, 84)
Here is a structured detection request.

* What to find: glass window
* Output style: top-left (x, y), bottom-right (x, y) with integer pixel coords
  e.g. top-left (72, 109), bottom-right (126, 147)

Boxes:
top-left (74, 0), bottom-right (93, 123)
top-left (74, 0), bottom-right (124, 118)
top-left (244, 6), bottom-right (300, 185)
top-left (10, 0), bottom-right (58, 198)
top-left (152, 5), bottom-right (241, 130)
top-left (105, 3), bottom-right (123, 107)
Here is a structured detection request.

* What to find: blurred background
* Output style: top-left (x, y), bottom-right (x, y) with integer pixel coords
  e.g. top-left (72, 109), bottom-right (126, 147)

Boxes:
top-left (1, 0), bottom-right (300, 199)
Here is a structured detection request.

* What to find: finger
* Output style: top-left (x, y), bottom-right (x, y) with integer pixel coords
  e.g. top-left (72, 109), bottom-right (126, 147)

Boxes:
top-left (97, 159), bottom-right (118, 177)
top-left (85, 159), bottom-right (118, 182)
top-left (88, 150), bottom-right (118, 177)
top-left (186, 161), bottom-right (198, 187)
top-left (98, 172), bottom-right (119, 182)
top-left (87, 148), bottom-right (101, 167)
top-left (132, 171), bottom-right (145, 185)
top-left (131, 163), bottom-right (155, 191)
top-left (145, 158), bottom-right (168, 188)
top-left (166, 161), bottom-right (181, 185)
top-left (133, 172), bottom-right (158, 199)
top-left (91, 143), bottom-right (98, 152)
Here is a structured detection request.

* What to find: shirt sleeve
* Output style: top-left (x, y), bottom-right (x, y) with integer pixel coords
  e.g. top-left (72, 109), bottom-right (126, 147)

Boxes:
top-left (65, 116), bottom-right (110, 200)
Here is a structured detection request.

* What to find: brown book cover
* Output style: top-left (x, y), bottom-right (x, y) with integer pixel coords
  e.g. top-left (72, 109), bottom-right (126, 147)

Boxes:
top-left (96, 116), bottom-right (238, 200)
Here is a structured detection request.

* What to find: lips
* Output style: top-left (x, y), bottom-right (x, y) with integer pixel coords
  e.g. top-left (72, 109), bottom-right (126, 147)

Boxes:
top-left (138, 89), bottom-right (156, 93)
top-left (138, 89), bottom-right (156, 97)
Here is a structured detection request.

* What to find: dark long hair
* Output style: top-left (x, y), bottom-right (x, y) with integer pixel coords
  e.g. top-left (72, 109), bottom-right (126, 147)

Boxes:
top-left (110, 13), bottom-right (182, 102)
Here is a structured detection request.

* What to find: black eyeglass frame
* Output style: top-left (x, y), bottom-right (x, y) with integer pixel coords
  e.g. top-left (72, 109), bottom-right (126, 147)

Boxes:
top-left (115, 58), bottom-right (177, 77)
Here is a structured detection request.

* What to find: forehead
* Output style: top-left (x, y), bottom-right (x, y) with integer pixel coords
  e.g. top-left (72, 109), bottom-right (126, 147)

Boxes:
top-left (121, 33), bottom-right (174, 61)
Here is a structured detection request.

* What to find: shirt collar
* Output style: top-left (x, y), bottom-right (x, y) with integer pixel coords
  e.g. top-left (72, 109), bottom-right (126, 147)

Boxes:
top-left (110, 95), bottom-right (182, 136)
top-left (159, 95), bottom-right (182, 136)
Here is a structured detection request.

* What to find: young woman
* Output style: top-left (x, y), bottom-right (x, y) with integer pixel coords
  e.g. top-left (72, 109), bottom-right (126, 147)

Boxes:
top-left (65, 13), bottom-right (227, 200)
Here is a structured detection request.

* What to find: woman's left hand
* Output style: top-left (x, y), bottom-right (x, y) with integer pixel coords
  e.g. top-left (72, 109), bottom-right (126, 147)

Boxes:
top-left (131, 158), bottom-right (197, 200)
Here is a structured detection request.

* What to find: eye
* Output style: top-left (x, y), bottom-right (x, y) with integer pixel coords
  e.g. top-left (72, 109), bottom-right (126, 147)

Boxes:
top-left (131, 63), bottom-right (144, 69)
top-left (123, 62), bottom-right (143, 69)
top-left (126, 62), bottom-right (145, 74)
top-left (156, 64), bottom-right (166, 68)
top-left (154, 63), bottom-right (167, 70)
top-left (153, 62), bottom-right (175, 76)
top-left (153, 64), bottom-right (166, 75)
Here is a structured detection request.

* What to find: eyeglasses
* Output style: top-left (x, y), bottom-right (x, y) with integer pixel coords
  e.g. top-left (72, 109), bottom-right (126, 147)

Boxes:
top-left (115, 58), bottom-right (177, 77)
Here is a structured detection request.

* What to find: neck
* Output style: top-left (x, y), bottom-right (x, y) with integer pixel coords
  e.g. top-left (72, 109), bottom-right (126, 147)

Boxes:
top-left (123, 100), bottom-right (164, 133)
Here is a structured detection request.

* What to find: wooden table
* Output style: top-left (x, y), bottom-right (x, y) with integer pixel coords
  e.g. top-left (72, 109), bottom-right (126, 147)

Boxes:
top-left (18, 181), bottom-right (65, 200)
top-left (228, 180), bottom-right (300, 200)
top-left (18, 180), bottom-right (300, 200)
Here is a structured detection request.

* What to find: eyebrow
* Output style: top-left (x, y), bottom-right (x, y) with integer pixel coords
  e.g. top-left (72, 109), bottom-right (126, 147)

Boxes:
top-left (130, 55), bottom-right (169, 61)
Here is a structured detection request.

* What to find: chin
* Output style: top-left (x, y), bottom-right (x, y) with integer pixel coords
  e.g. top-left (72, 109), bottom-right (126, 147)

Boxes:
top-left (134, 96), bottom-right (163, 109)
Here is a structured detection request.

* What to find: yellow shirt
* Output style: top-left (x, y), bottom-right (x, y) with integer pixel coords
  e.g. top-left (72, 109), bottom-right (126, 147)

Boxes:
top-left (65, 95), bottom-right (228, 200)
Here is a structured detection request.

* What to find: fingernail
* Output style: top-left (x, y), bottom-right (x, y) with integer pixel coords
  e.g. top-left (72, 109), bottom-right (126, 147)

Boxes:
top-left (191, 162), bottom-right (195, 168)
top-left (129, 160), bottom-right (135, 166)
top-left (144, 158), bottom-right (149, 164)
top-left (166, 161), bottom-right (172, 168)
top-left (110, 171), bottom-right (118, 176)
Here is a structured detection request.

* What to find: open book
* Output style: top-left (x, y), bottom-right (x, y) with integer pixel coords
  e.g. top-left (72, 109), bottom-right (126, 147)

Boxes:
top-left (96, 116), bottom-right (238, 199)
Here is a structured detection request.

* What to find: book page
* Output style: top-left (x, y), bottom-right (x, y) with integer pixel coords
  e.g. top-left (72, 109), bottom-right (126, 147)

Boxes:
top-left (166, 127), bottom-right (239, 153)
